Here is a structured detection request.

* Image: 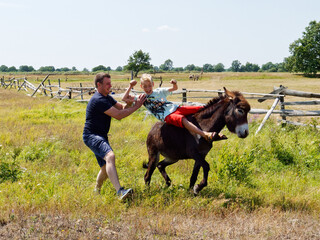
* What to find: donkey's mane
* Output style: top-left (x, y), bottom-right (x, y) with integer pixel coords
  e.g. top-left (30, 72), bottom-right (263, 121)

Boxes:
top-left (194, 91), bottom-right (243, 117)
top-left (193, 96), bottom-right (225, 118)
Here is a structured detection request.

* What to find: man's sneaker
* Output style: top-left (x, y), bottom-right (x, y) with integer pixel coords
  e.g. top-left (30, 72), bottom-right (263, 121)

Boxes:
top-left (94, 187), bottom-right (101, 195)
top-left (117, 187), bottom-right (133, 200)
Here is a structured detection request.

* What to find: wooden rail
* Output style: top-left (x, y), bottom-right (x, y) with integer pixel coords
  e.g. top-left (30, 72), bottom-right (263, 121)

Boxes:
top-left (1, 78), bottom-right (319, 132)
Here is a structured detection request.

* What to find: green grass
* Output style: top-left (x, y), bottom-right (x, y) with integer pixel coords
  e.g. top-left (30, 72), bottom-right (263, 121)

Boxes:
top-left (1, 88), bottom-right (320, 217)
top-left (1, 83), bottom-right (320, 238)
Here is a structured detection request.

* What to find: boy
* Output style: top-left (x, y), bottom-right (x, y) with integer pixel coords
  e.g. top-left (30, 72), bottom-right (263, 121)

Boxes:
top-left (122, 73), bottom-right (225, 141)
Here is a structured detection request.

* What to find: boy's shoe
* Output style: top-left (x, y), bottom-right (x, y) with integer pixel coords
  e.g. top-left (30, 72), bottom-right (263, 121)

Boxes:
top-left (117, 187), bottom-right (133, 200)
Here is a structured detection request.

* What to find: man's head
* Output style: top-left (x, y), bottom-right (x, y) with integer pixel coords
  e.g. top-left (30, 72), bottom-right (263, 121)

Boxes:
top-left (95, 73), bottom-right (112, 96)
top-left (140, 73), bottom-right (154, 95)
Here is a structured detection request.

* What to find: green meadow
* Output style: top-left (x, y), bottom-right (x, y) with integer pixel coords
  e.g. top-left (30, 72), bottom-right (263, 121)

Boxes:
top-left (0, 73), bottom-right (320, 239)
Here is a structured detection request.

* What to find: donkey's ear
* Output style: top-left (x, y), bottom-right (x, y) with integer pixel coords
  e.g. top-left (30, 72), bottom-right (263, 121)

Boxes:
top-left (223, 87), bottom-right (235, 100)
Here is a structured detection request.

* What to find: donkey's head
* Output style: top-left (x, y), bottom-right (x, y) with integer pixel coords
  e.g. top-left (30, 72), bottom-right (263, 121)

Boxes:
top-left (223, 87), bottom-right (251, 138)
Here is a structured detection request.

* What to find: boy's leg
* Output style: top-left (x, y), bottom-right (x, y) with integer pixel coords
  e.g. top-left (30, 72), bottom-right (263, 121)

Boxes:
top-left (182, 118), bottom-right (227, 141)
top-left (182, 118), bottom-right (205, 136)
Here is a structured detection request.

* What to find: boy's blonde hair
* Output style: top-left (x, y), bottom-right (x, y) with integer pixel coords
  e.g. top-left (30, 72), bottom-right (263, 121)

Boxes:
top-left (140, 73), bottom-right (153, 84)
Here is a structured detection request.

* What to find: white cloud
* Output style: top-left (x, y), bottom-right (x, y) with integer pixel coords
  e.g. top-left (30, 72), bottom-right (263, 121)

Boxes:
top-left (142, 28), bottom-right (150, 32)
top-left (157, 25), bottom-right (179, 32)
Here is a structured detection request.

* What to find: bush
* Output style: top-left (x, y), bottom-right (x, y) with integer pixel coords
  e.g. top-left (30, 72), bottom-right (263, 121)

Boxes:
top-left (0, 160), bottom-right (21, 183)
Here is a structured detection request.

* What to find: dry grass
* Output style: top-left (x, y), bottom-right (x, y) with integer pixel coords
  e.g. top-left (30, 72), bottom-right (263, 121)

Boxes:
top-left (1, 208), bottom-right (319, 239)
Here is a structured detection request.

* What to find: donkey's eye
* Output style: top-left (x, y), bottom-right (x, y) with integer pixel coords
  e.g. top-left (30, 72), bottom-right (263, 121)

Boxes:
top-left (237, 109), bottom-right (244, 115)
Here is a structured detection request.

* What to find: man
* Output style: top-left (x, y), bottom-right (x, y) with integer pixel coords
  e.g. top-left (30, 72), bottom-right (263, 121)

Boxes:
top-left (83, 73), bottom-right (145, 200)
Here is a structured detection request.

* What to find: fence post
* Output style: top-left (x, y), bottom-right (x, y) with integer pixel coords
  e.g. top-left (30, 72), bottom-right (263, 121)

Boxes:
top-left (255, 97), bottom-right (280, 135)
top-left (182, 88), bottom-right (187, 104)
top-left (80, 83), bottom-right (83, 100)
top-left (47, 79), bottom-right (53, 98)
top-left (280, 95), bottom-right (286, 126)
top-left (31, 74), bottom-right (50, 97)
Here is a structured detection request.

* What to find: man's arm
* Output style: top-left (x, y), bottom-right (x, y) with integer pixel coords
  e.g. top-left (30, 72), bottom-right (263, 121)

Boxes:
top-left (168, 79), bottom-right (178, 92)
top-left (113, 102), bottom-right (125, 110)
top-left (105, 94), bottom-right (145, 120)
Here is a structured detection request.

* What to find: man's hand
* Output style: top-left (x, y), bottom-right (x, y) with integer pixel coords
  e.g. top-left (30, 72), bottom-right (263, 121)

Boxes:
top-left (135, 94), bottom-right (146, 107)
top-left (130, 80), bottom-right (137, 88)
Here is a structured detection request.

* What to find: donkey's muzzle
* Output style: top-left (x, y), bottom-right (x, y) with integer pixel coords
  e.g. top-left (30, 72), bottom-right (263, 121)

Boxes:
top-left (236, 124), bottom-right (249, 138)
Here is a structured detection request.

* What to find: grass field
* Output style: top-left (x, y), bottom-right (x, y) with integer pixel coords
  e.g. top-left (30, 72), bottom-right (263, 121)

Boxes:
top-left (1, 73), bottom-right (320, 239)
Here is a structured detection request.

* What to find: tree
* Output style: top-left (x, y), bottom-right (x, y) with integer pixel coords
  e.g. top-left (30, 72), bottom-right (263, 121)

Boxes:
top-left (92, 65), bottom-right (108, 72)
top-left (8, 66), bottom-right (17, 72)
top-left (115, 66), bottom-right (123, 71)
top-left (203, 63), bottom-right (214, 72)
top-left (184, 64), bottom-right (196, 71)
top-left (261, 62), bottom-right (277, 72)
top-left (230, 60), bottom-right (241, 72)
top-left (124, 50), bottom-right (152, 77)
top-left (173, 67), bottom-right (183, 72)
top-left (214, 63), bottom-right (225, 72)
top-left (38, 66), bottom-right (55, 72)
top-left (285, 20), bottom-right (320, 76)
top-left (159, 59), bottom-right (173, 71)
top-left (19, 65), bottom-right (33, 72)
top-left (245, 62), bottom-right (260, 72)
top-left (0, 65), bottom-right (8, 72)
top-left (60, 67), bottom-right (71, 72)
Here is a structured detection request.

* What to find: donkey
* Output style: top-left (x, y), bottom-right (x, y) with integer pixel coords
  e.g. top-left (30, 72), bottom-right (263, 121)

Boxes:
top-left (144, 88), bottom-right (251, 195)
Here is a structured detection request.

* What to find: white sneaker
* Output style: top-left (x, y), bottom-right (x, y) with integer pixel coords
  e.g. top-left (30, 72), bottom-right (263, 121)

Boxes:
top-left (94, 187), bottom-right (101, 195)
top-left (117, 187), bottom-right (133, 200)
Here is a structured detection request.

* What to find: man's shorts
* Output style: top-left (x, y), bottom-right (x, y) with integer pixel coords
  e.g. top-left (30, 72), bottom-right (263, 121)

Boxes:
top-left (164, 106), bottom-right (203, 128)
top-left (83, 133), bottom-right (113, 167)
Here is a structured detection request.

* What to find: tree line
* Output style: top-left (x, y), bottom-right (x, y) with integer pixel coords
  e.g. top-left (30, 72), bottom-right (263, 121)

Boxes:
top-left (0, 60), bottom-right (286, 74)
top-left (1, 21), bottom-right (319, 76)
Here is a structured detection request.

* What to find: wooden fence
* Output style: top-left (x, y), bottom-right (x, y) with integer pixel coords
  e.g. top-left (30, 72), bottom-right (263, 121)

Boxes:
top-left (0, 75), bottom-right (97, 101)
top-left (1, 76), bottom-right (320, 133)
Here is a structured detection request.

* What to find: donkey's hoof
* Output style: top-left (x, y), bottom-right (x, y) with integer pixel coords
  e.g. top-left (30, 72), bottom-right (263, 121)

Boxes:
top-left (193, 184), bottom-right (200, 195)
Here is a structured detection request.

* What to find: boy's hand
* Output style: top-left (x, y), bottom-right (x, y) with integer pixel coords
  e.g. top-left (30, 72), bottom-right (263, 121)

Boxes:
top-left (130, 80), bottom-right (137, 88)
top-left (170, 79), bottom-right (177, 85)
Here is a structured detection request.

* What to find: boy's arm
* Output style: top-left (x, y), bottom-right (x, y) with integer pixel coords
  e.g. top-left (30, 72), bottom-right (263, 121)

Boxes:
top-left (168, 79), bottom-right (178, 92)
top-left (122, 80), bottom-right (137, 103)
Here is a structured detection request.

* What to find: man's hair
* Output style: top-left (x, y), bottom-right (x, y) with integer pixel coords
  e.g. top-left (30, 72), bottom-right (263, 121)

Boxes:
top-left (94, 73), bottom-right (111, 88)
top-left (140, 73), bottom-right (153, 84)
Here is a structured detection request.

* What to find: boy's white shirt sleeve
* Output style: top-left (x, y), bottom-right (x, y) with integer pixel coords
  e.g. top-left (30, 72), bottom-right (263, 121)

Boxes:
top-left (158, 88), bottom-right (171, 97)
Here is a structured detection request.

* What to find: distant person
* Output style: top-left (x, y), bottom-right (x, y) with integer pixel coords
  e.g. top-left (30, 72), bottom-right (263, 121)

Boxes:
top-left (122, 73), bottom-right (225, 141)
top-left (83, 73), bottom-right (146, 200)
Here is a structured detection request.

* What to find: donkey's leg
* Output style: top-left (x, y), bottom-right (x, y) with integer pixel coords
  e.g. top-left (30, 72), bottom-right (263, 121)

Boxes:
top-left (144, 152), bottom-right (160, 186)
top-left (157, 158), bottom-right (178, 186)
top-left (193, 159), bottom-right (210, 195)
top-left (189, 161), bottom-right (201, 190)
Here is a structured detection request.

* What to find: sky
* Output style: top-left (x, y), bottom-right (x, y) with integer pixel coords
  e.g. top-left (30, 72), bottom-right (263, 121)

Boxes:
top-left (0, 0), bottom-right (319, 70)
